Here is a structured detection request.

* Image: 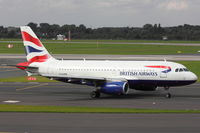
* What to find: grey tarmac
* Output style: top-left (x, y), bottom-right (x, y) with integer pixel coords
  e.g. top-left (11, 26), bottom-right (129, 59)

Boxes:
top-left (0, 113), bottom-right (200, 133)
top-left (0, 82), bottom-right (200, 110)
top-left (1, 54), bottom-right (200, 61)
top-left (0, 82), bottom-right (200, 133)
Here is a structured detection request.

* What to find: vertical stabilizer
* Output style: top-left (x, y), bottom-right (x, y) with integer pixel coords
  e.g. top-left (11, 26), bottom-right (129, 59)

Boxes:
top-left (20, 26), bottom-right (53, 63)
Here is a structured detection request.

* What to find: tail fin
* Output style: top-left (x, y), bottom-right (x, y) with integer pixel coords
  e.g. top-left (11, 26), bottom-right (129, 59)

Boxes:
top-left (20, 26), bottom-right (53, 63)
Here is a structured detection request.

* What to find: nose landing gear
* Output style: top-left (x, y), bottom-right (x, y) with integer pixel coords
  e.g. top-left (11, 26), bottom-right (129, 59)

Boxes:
top-left (165, 93), bottom-right (171, 98)
top-left (164, 86), bottom-right (171, 98)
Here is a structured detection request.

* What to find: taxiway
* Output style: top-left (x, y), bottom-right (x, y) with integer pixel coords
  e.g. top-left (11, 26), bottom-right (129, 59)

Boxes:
top-left (0, 55), bottom-right (200, 133)
top-left (0, 113), bottom-right (200, 133)
top-left (0, 82), bottom-right (200, 110)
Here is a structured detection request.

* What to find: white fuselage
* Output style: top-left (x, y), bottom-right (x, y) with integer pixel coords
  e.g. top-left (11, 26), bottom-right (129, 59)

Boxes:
top-left (32, 59), bottom-right (197, 87)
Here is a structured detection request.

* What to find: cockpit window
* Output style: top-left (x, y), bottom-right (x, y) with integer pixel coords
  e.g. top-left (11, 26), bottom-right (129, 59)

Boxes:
top-left (175, 68), bottom-right (189, 72)
top-left (179, 68), bottom-right (183, 72)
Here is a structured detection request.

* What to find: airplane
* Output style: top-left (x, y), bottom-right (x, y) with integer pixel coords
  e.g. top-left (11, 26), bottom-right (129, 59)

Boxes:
top-left (16, 26), bottom-right (198, 98)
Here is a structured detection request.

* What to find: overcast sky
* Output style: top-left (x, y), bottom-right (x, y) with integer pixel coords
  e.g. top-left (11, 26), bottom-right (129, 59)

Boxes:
top-left (0, 0), bottom-right (200, 28)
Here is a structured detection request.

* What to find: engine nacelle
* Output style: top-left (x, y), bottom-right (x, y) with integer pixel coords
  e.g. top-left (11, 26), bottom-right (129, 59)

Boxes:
top-left (100, 81), bottom-right (129, 95)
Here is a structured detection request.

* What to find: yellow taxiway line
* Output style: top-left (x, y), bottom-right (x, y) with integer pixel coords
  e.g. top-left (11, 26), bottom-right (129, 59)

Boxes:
top-left (16, 83), bottom-right (49, 91)
top-left (0, 132), bottom-right (15, 133)
top-left (0, 69), bottom-right (19, 72)
top-left (0, 66), bottom-right (15, 68)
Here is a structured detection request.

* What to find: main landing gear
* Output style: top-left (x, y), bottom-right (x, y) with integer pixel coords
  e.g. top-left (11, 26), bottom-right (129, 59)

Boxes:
top-left (164, 86), bottom-right (171, 98)
top-left (90, 90), bottom-right (101, 98)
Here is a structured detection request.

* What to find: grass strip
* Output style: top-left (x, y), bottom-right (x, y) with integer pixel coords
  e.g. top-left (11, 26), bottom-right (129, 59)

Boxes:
top-left (1, 42), bottom-right (200, 55)
top-left (2, 39), bottom-right (200, 43)
top-left (0, 76), bottom-right (57, 82)
top-left (0, 104), bottom-right (200, 113)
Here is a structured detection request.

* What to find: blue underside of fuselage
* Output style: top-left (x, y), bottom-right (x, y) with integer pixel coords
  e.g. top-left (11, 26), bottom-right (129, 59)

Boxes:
top-left (127, 79), bottom-right (196, 87)
top-left (53, 76), bottom-right (196, 88)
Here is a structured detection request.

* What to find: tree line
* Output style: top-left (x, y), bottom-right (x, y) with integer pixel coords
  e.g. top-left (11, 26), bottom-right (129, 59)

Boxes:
top-left (1, 22), bottom-right (200, 40)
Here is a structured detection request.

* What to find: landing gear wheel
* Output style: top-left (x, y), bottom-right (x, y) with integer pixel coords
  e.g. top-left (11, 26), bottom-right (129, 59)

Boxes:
top-left (165, 93), bottom-right (171, 98)
top-left (90, 91), bottom-right (101, 98)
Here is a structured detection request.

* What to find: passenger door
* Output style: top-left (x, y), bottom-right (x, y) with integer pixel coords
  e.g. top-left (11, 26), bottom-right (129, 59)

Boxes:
top-left (160, 71), bottom-right (167, 78)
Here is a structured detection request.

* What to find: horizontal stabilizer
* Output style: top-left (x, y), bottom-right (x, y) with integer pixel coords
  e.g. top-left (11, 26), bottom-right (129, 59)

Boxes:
top-left (17, 65), bottom-right (39, 76)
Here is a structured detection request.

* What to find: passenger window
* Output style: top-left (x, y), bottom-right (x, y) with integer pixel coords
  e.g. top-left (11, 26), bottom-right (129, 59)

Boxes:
top-left (179, 68), bottom-right (183, 72)
top-left (175, 69), bottom-right (179, 72)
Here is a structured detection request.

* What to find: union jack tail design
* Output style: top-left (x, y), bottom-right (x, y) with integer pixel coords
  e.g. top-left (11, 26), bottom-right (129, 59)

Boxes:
top-left (20, 26), bottom-right (52, 63)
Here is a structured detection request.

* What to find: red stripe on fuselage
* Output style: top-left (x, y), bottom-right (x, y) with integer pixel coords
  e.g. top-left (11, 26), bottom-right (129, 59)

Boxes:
top-left (21, 31), bottom-right (43, 47)
top-left (145, 66), bottom-right (171, 69)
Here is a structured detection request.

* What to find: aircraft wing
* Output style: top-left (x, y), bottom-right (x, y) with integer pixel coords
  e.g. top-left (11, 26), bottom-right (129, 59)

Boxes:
top-left (66, 76), bottom-right (127, 81)
top-left (48, 75), bottom-right (127, 82)
top-left (65, 76), bottom-right (106, 81)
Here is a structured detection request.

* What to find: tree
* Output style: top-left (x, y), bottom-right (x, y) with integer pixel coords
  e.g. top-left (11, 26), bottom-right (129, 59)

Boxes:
top-left (27, 22), bottom-right (38, 32)
top-left (39, 23), bottom-right (51, 38)
top-left (78, 24), bottom-right (87, 32)
top-left (143, 24), bottom-right (153, 29)
top-left (2, 22), bottom-right (200, 40)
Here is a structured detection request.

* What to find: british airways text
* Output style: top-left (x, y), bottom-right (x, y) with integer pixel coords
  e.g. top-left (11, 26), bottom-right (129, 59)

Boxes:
top-left (120, 71), bottom-right (158, 76)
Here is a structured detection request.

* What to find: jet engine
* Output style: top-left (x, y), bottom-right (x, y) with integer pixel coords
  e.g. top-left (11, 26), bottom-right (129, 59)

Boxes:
top-left (100, 81), bottom-right (129, 95)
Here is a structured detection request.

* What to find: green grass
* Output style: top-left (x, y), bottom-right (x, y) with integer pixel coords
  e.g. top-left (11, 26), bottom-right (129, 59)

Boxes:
top-left (69, 39), bottom-right (200, 44)
top-left (2, 38), bottom-right (200, 43)
top-left (0, 104), bottom-right (199, 113)
top-left (0, 41), bottom-right (200, 55)
top-left (45, 43), bottom-right (199, 55)
top-left (0, 76), bottom-right (57, 82)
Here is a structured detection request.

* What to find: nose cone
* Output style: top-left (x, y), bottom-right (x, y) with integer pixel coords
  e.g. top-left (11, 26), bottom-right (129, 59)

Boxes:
top-left (190, 72), bottom-right (198, 82)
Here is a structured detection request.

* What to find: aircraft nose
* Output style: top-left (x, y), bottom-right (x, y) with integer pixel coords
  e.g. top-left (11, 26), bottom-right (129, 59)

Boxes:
top-left (190, 72), bottom-right (198, 82)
